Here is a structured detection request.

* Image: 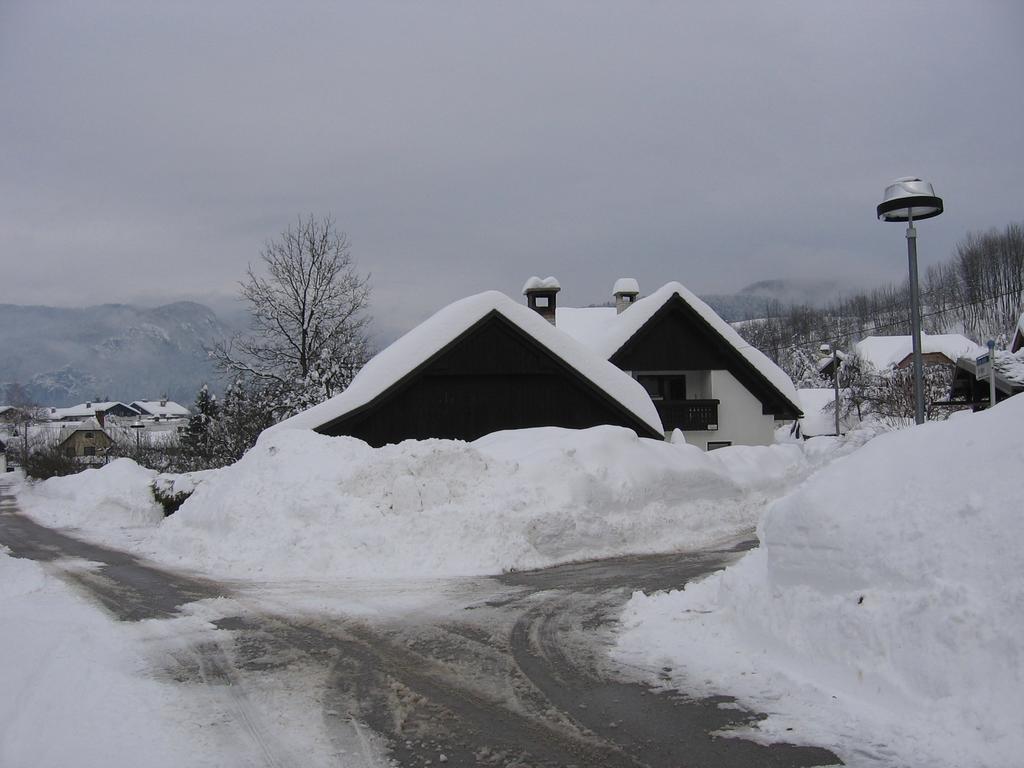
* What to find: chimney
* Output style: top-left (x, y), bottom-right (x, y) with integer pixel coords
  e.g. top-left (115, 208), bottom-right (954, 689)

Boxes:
top-left (522, 276), bottom-right (561, 325)
top-left (95, 409), bottom-right (105, 428)
top-left (613, 278), bottom-right (640, 314)
top-left (86, 401), bottom-right (92, 409)
top-left (160, 394), bottom-right (167, 407)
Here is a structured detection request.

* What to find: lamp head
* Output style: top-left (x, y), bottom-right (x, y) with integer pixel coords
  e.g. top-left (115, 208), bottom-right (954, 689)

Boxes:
top-left (877, 177), bottom-right (943, 222)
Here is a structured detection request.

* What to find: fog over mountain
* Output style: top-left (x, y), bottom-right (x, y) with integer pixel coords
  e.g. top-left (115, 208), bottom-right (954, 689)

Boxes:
top-left (0, 302), bottom-right (232, 407)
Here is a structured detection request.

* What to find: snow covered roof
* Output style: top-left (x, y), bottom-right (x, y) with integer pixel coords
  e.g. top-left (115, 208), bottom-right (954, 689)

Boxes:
top-left (557, 282), bottom-right (801, 411)
top-left (57, 417), bottom-right (108, 442)
top-left (855, 334), bottom-right (985, 370)
top-left (272, 291), bottom-right (664, 437)
top-left (816, 349), bottom-right (848, 373)
top-left (522, 275), bottom-right (561, 293)
top-left (131, 400), bottom-right (191, 418)
top-left (995, 349), bottom-right (1024, 388)
top-left (48, 401), bottom-right (139, 421)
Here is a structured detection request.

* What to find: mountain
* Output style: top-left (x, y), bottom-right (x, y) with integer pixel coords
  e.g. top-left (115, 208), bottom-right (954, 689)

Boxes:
top-left (702, 278), bottom-right (853, 322)
top-left (0, 302), bottom-right (232, 407)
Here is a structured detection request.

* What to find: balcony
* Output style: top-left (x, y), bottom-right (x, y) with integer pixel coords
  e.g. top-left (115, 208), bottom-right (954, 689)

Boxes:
top-left (654, 399), bottom-right (719, 431)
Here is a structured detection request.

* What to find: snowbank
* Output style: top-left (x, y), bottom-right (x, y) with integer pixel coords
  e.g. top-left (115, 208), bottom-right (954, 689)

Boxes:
top-left (616, 397), bottom-right (1024, 767)
top-left (0, 549), bottom-right (214, 767)
top-left (147, 426), bottom-right (766, 580)
top-left (19, 458), bottom-right (163, 530)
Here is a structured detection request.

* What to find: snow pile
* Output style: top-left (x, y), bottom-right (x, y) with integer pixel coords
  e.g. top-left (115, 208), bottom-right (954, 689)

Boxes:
top-left (616, 396), bottom-right (1024, 767)
top-left (148, 426), bottom-right (760, 580)
top-left (19, 458), bottom-right (163, 530)
top-left (0, 549), bottom-right (210, 766)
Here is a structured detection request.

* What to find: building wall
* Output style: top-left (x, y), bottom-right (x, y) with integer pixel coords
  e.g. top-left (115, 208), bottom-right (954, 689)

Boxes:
top-left (61, 429), bottom-right (114, 457)
top-left (682, 370), bottom-right (776, 449)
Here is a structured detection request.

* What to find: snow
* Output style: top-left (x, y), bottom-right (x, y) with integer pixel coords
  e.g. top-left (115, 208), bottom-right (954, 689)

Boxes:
top-left (554, 305), bottom-right (618, 349)
top-left (19, 458), bottom-right (164, 530)
top-left (615, 395), bottom-right (1024, 767)
top-left (131, 399), bottom-right (191, 418)
top-left (993, 348), bottom-right (1024, 387)
top-left (855, 333), bottom-right (984, 370)
top-left (271, 290), bottom-right (664, 438)
top-left (143, 426), bottom-right (776, 579)
top-left (612, 277), bottom-right (639, 295)
top-left (0, 547), bottom-right (223, 767)
top-left (47, 401), bottom-right (139, 421)
top-left (521, 275), bottom-right (561, 292)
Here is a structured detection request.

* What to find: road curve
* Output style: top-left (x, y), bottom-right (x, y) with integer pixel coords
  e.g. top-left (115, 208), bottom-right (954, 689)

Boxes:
top-left (0, 482), bottom-right (841, 767)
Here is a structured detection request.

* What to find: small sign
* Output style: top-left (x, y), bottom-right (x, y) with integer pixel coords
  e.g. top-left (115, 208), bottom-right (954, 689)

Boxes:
top-left (976, 353), bottom-right (991, 380)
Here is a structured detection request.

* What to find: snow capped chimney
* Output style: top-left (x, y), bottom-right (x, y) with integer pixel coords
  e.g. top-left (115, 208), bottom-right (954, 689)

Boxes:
top-left (86, 401), bottom-right (92, 409)
top-left (160, 395), bottom-right (167, 407)
top-left (613, 278), bottom-right (640, 314)
top-left (522, 276), bottom-right (561, 325)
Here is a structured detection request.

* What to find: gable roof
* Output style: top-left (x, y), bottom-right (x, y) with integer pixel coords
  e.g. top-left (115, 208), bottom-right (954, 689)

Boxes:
top-left (57, 417), bottom-right (109, 444)
top-left (557, 282), bottom-right (800, 414)
top-left (1012, 313), bottom-right (1024, 354)
top-left (131, 400), bottom-right (191, 418)
top-left (272, 291), bottom-right (664, 437)
top-left (48, 401), bottom-right (140, 421)
top-left (856, 334), bottom-right (984, 370)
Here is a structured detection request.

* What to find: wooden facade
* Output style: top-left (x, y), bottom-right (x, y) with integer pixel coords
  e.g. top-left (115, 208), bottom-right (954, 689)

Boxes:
top-left (608, 295), bottom-right (800, 424)
top-left (315, 312), bottom-right (664, 446)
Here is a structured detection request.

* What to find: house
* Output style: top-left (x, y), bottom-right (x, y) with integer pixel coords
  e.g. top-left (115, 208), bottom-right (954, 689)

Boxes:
top-left (0, 439), bottom-right (6, 473)
top-left (272, 290), bottom-right (665, 447)
top-left (816, 350), bottom-right (848, 380)
top-left (556, 280), bottom-right (802, 449)
top-left (854, 334), bottom-right (983, 372)
top-left (57, 416), bottom-right (114, 463)
top-left (949, 318), bottom-right (1024, 409)
top-left (131, 398), bottom-right (191, 421)
top-left (48, 401), bottom-right (141, 422)
top-left (275, 279), bottom-right (801, 450)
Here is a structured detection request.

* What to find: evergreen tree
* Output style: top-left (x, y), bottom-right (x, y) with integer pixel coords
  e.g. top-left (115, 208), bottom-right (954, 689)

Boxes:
top-left (180, 384), bottom-right (220, 467)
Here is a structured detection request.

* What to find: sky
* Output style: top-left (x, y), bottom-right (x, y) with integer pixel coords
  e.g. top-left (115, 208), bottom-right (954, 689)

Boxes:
top-left (2, 1), bottom-right (1022, 343)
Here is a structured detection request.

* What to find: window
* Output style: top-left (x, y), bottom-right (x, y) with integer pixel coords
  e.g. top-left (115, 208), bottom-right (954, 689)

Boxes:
top-left (707, 441), bottom-right (731, 451)
top-left (534, 296), bottom-right (549, 307)
top-left (84, 446), bottom-right (96, 456)
top-left (84, 432), bottom-right (94, 439)
top-left (637, 374), bottom-right (687, 401)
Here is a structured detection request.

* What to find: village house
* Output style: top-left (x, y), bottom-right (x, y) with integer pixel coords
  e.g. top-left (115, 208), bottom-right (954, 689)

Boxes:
top-left (57, 416), bottom-right (115, 463)
top-left (949, 314), bottom-right (1024, 409)
top-left (47, 401), bottom-right (141, 422)
top-left (275, 279), bottom-right (802, 450)
top-left (131, 398), bottom-right (191, 421)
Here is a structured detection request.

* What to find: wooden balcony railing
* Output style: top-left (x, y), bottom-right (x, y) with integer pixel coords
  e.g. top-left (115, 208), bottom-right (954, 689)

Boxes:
top-left (654, 399), bottom-right (720, 431)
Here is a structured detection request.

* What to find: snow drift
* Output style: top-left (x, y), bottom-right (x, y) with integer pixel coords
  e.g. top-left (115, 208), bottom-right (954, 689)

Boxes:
top-left (146, 426), bottom-right (778, 579)
top-left (19, 458), bottom-right (163, 530)
top-left (616, 396), bottom-right (1024, 767)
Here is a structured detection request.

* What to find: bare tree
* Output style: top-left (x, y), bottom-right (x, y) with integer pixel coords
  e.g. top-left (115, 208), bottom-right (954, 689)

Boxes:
top-left (213, 215), bottom-right (372, 417)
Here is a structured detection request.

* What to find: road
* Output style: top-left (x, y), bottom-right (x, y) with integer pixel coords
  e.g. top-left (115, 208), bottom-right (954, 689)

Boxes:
top-left (0, 482), bottom-right (841, 767)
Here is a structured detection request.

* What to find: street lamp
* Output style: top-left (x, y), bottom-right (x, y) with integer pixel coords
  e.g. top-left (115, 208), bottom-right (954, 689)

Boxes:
top-left (820, 343), bottom-right (840, 436)
top-left (877, 177), bottom-right (944, 425)
top-left (130, 419), bottom-right (145, 450)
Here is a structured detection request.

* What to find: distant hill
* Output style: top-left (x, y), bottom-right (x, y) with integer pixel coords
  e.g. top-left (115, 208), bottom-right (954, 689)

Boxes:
top-left (0, 302), bottom-right (232, 407)
top-left (703, 278), bottom-right (854, 321)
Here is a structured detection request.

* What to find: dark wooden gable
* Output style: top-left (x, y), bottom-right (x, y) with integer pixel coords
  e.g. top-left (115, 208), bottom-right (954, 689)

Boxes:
top-left (316, 311), bottom-right (663, 446)
top-left (609, 295), bottom-right (800, 420)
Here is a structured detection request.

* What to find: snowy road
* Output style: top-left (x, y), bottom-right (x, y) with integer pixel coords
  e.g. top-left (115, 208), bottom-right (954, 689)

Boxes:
top-left (0, 487), bottom-right (840, 767)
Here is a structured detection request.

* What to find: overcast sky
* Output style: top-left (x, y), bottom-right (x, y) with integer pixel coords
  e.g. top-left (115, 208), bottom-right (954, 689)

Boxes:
top-left (2, 1), bottom-right (1022, 342)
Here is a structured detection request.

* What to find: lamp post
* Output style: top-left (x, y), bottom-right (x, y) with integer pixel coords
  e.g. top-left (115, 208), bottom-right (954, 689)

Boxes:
top-left (877, 177), bottom-right (944, 425)
top-left (130, 419), bottom-right (145, 450)
top-left (820, 343), bottom-right (840, 436)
